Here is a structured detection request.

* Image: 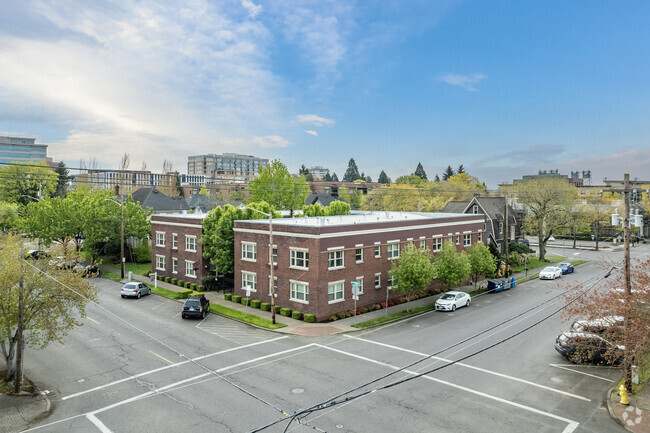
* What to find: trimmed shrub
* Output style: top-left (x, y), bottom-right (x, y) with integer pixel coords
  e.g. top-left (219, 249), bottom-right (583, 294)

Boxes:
top-left (337, 311), bottom-right (347, 320)
top-left (176, 279), bottom-right (184, 286)
top-left (190, 283), bottom-right (197, 291)
top-left (184, 282), bottom-right (192, 289)
top-left (291, 310), bottom-right (302, 320)
top-left (361, 307), bottom-right (369, 314)
top-left (224, 293), bottom-right (232, 301)
top-left (164, 277), bottom-right (171, 283)
top-left (197, 285), bottom-right (205, 292)
top-left (250, 299), bottom-right (261, 309)
top-left (274, 305), bottom-right (281, 314)
top-left (280, 308), bottom-right (292, 317)
top-left (178, 289), bottom-right (193, 299)
top-left (170, 278), bottom-right (177, 285)
top-left (232, 295), bottom-right (242, 304)
top-left (303, 314), bottom-right (315, 323)
top-left (157, 275), bottom-right (163, 281)
top-left (330, 315), bottom-right (338, 321)
top-left (241, 297), bottom-right (252, 306)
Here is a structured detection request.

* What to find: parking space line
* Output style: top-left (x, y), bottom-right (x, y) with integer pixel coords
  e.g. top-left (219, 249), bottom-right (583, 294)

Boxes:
top-left (62, 336), bottom-right (289, 400)
top-left (549, 364), bottom-right (613, 381)
top-left (86, 413), bottom-right (112, 433)
top-left (347, 336), bottom-right (591, 401)
top-left (85, 316), bottom-right (100, 325)
top-left (317, 344), bottom-right (579, 433)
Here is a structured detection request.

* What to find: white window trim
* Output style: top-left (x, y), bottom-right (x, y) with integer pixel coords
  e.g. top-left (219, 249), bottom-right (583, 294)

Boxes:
top-left (185, 235), bottom-right (197, 253)
top-left (185, 260), bottom-right (197, 278)
top-left (356, 276), bottom-right (364, 295)
top-left (374, 246), bottom-right (381, 258)
top-left (172, 257), bottom-right (178, 274)
top-left (290, 247), bottom-right (310, 270)
top-left (241, 241), bottom-right (257, 262)
top-left (172, 233), bottom-right (178, 250)
top-left (328, 280), bottom-right (345, 304)
top-left (328, 250), bottom-right (345, 270)
top-left (355, 248), bottom-right (363, 264)
top-left (268, 276), bottom-right (277, 296)
top-left (289, 279), bottom-right (309, 304)
top-left (268, 244), bottom-right (278, 266)
top-left (374, 273), bottom-right (381, 288)
top-left (155, 254), bottom-right (165, 271)
top-left (155, 231), bottom-right (165, 247)
top-left (464, 234), bottom-right (472, 247)
top-left (241, 271), bottom-right (257, 292)
top-left (387, 243), bottom-right (400, 260)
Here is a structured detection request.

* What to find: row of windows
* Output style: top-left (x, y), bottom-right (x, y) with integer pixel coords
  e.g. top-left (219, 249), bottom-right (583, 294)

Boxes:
top-left (240, 233), bottom-right (482, 270)
top-left (155, 256), bottom-right (197, 278)
top-left (240, 271), bottom-right (396, 304)
top-left (156, 232), bottom-right (197, 252)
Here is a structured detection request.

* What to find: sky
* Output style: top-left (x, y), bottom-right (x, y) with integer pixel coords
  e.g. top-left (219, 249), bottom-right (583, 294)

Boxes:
top-left (1, 0), bottom-right (649, 189)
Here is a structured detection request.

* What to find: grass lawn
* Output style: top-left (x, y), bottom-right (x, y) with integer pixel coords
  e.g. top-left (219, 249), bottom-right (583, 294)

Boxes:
top-left (352, 302), bottom-right (437, 328)
top-left (209, 303), bottom-right (287, 329)
top-left (633, 351), bottom-right (650, 395)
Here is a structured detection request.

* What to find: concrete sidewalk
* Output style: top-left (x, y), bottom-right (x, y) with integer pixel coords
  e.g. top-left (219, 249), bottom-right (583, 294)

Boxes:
top-left (608, 382), bottom-right (650, 433)
top-left (0, 392), bottom-right (50, 433)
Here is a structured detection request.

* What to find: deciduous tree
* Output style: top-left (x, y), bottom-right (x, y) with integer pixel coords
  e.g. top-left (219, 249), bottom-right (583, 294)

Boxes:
top-left (434, 240), bottom-right (471, 288)
top-left (248, 160), bottom-right (310, 212)
top-left (466, 241), bottom-right (497, 290)
top-left (0, 163), bottom-right (57, 205)
top-left (390, 244), bottom-right (436, 312)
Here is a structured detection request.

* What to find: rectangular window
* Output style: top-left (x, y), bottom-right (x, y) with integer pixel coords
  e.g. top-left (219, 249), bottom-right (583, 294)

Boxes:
top-left (290, 248), bottom-right (309, 269)
top-left (241, 271), bottom-right (257, 292)
top-left (290, 281), bottom-right (309, 303)
top-left (464, 234), bottom-right (472, 247)
top-left (355, 277), bottom-right (364, 295)
top-left (420, 240), bottom-right (426, 250)
top-left (241, 242), bottom-right (257, 261)
top-left (269, 246), bottom-right (278, 266)
top-left (455, 235), bottom-right (460, 245)
top-left (268, 276), bottom-right (277, 296)
top-left (433, 238), bottom-right (442, 252)
top-left (499, 222), bottom-right (504, 235)
top-left (388, 274), bottom-right (395, 289)
top-left (374, 246), bottom-right (381, 258)
top-left (172, 258), bottom-right (178, 274)
top-left (185, 235), bottom-right (197, 252)
top-left (328, 281), bottom-right (344, 303)
top-left (387, 243), bottom-right (400, 260)
top-left (185, 261), bottom-right (196, 278)
top-left (172, 233), bottom-right (178, 249)
top-left (155, 232), bottom-right (165, 247)
top-left (375, 273), bottom-right (381, 288)
top-left (478, 232), bottom-right (483, 243)
top-left (328, 250), bottom-right (344, 269)
top-left (355, 248), bottom-right (363, 263)
top-left (155, 255), bottom-right (165, 271)
top-left (473, 204), bottom-right (478, 214)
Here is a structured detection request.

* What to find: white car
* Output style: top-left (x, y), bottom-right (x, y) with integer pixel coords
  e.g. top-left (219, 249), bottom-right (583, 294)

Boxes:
top-left (571, 316), bottom-right (624, 333)
top-left (539, 266), bottom-right (562, 280)
top-left (435, 291), bottom-right (471, 312)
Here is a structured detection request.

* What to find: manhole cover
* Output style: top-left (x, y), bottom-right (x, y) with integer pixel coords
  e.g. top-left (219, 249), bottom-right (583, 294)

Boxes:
top-left (551, 377), bottom-right (563, 383)
top-left (291, 388), bottom-right (304, 394)
top-left (336, 425), bottom-right (344, 429)
top-left (413, 325), bottom-right (420, 328)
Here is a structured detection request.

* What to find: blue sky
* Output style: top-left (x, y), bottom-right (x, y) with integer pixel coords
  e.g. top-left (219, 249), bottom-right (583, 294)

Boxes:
top-left (1, 0), bottom-right (649, 188)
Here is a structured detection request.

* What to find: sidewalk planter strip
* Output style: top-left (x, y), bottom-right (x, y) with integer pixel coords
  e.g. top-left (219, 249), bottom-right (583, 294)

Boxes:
top-left (209, 303), bottom-right (286, 330)
top-left (178, 289), bottom-right (193, 299)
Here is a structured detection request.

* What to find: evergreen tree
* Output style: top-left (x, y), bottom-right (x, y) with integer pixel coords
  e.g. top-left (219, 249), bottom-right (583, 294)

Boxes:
top-left (54, 162), bottom-right (70, 198)
top-left (299, 164), bottom-right (309, 175)
top-left (324, 173), bottom-right (332, 182)
top-left (457, 164), bottom-right (466, 174)
top-left (434, 174), bottom-right (440, 182)
top-left (413, 162), bottom-right (428, 180)
top-left (332, 173), bottom-right (339, 182)
top-left (377, 170), bottom-right (390, 184)
top-left (342, 158), bottom-right (361, 182)
top-left (175, 172), bottom-right (184, 197)
top-left (442, 165), bottom-right (455, 181)
top-left (365, 175), bottom-right (372, 182)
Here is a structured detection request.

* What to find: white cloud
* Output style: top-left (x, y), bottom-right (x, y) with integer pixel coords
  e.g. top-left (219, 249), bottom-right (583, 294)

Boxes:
top-left (241, 0), bottom-right (262, 19)
top-left (304, 130), bottom-right (318, 136)
top-left (297, 114), bottom-right (335, 126)
top-left (436, 73), bottom-right (486, 91)
top-left (251, 135), bottom-right (289, 148)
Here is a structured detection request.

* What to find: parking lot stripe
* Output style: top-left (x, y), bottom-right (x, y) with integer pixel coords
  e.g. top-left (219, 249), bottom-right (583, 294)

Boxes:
top-left (86, 413), bottom-right (112, 433)
top-left (549, 364), bottom-right (613, 381)
top-left (62, 336), bottom-right (289, 400)
top-left (318, 344), bottom-right (580, 433)
top-left (347, 336), bottom-right (591, 401)
top-left (85, 316), bottom-right (100, 325)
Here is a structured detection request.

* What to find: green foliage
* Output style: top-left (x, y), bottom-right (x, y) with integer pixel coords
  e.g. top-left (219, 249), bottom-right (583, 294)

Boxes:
top-left (208, 303), bottom-right (286, 329)
top-left (198, 184), bottom-right (210, 196)
top-left (331, 173), bottom-right (339, 182)
top-left (434, 240), bottom-right (471, 288)
top-left (509, 242), bottom-right (533, 254)
top-left (178, 289), bottom-right (193, 298)
top-left (395, 175), bottom-right (427, 186)
top-left (291, 310), bottom-right (302, 320)
top-left (390, 244), bottom-right (436, 311)
top-left (338, 186), bottom-right (362, 209)
top-left (0, 162), bottom-right (57, 206)
top-left (0, 201), bottom-right (20, 232)
top-left (132, 243), bottom-right (151, 263)
top-left (280, 307), bottom-right (292, 317)
top-left (165, 277), bottom-right (171, 283)
top-left (377, 170), bottom-right (390, 184)
top-left (413, 162), bottom-right (428, 180)
top-left (248, 160), bottom-right (309, 211)
top-left (302, 201), bottom-right (352, 217)
top-left (442, 165), bottom-right (455, 181)
top-left (231, 295), bottom-right (242, 303)
top-left (303, 313), bottom-right (315, 323)
top-left (274, 305), bottom-right (281, 314)
top-left (241, 297), bottom-right (251, 305)
top-left (250, 299), bottom-right (261, 309)
top-left (54, 162), bottom-right (71, 198)
top-left (303, 203), bottom-right (326, 217)
top-left (151, 286), bottom-right (184, 299)
top-left (190, 283), bottom-right (197, 291)
top-left (467, 242), bottom-right (497, 288)
top-left (260, 302), bottom-right (271, 311)
top-left (224, 293), bottom-right (233, 301)
top-left (343, 158), bottom-right (361, 182)
top-left (170, 278), bottom-right (177, 285)
top-left (197, 285), bottom-right (204, 292)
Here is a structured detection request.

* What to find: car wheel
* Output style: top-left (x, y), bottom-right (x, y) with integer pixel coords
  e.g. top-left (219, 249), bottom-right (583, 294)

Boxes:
top-left (451, 304), bottom-right (456, 312)
top-left (137, 292), bottom-right (141, 299)
top-left (466, 299), bottom-right (470, 307)
top-left (121, 295), bottom-right (125, 298)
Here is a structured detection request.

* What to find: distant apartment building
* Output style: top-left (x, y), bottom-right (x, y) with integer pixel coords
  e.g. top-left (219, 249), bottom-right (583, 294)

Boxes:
top-left (187, 153), bottom-right (268, 183)
top-left (309, 181), bottom-right (383, 197)
top-left (0, 136), bottom-right (48, 164)
top-left (308, 166), bottom-right (329, 180)
top-left (74, 169), bottom-right (205, 194)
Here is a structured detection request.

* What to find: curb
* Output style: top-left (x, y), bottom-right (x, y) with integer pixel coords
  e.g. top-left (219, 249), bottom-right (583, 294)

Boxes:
top-left (606, 382), bottom-right (628, 430)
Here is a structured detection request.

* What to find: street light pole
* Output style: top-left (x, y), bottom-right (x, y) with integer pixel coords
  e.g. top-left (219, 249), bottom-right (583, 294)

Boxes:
top-left (623, 174), bottom-right (632, 392)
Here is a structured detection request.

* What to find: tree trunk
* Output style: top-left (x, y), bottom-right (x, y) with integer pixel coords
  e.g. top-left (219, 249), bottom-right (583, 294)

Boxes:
top-left (2, 338), bottom-right (17, 382)
top-left (538, 224), bottom-right (546, 261)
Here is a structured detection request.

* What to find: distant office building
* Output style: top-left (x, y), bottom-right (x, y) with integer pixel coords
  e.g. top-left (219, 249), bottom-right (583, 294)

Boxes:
top-left (0, 136), bottom-right (48, 164)
top-left (187, 153), bottom-right (268, 183)
top-left (308, 166), bottom-right (329, 180)
top-left (510, 170), bottom-right (585, 187)
top-left (74, 169), bottom-right (204, 194)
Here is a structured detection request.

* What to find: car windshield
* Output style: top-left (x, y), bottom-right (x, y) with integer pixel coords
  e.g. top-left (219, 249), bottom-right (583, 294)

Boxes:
top-left (542, 267), bottom-right (555, 272)
top-left (124, 283), bottom-right (137, 289)
top-left (185, 300), bottom-right (200, 307)
top-left (440, 294), bottom-right (455, 300)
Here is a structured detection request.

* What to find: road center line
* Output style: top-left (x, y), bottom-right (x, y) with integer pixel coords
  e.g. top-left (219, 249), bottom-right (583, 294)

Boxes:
top-left (347, 336), bottom-right (591, 401)
top-left (62, 335), bottom-right (289, 400)
top-left (549, 364), bottom-right (613, 381)
top-left (149, 350), bottom-right (177, 366)
top-left (317, 344), bottom-right (579, 433)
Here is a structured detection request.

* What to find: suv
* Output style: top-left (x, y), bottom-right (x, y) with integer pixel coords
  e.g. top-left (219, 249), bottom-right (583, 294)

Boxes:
top-left (555, 332), bottom-right (623, 365)
top-left (182, 295), bottom-right (210, 319)
top-left (571, 316), bottom-right (623, 334)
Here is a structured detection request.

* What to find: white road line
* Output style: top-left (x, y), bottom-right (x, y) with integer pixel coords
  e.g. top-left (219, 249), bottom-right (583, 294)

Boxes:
top-left (347, 336), bottom-right (590, 401)
top-left (62, 336), bottom-right (289, 400)
top-left (86, 316), bottom-right (100, 325)
top-left (549, 364), bottom-right (613, 381)
top-left (151, 299), bottom-right (174, 311)
top-left (86, 414), bottom-right (112, 433)
top-left (317, 344), bottom-right (579, 433)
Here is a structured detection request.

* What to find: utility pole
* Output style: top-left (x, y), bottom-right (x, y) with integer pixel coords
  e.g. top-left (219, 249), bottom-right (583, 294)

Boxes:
top-left (14, 248), bottom-right (25, 394)
top-left (623, 174), bottom-right (632, 391)
top-left (504, 197), bottom-right (509, 274)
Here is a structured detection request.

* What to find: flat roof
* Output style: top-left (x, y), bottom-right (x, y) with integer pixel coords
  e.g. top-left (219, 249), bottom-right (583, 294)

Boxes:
top-left (246, 211), bottom-right (470, 227)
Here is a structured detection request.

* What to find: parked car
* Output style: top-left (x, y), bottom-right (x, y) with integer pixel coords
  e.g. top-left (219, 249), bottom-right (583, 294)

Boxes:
top-left (555, 332), bottom-right (623, 364)
top-left (571, 316), bottom-right (624, 333)
top-left (182, 295), bottom-right (210, 319)
top-left (121, 282), bottom-right (151, 299)
top-left (48, 256), bottom-right (77, 269)
top-left (435, 291), bottom-right (471, 312)
top-left (72, 264), bottom-right (100, 278)
top-left (539, 266), bottom-right (562, 280)
top-left (557, 262), bottom-right (574, 274)
top-left (24, 249), bottom-right (50, 260)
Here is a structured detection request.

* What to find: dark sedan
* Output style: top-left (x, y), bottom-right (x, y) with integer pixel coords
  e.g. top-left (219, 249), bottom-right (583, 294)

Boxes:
top-left (555, 332), bottom-right (623, 365)
top-left (557, 262), bottom-right (574, 274)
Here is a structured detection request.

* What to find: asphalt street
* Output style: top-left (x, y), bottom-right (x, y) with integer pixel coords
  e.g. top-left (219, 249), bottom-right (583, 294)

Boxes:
top-left (20, 244), bottom-right (649, 433)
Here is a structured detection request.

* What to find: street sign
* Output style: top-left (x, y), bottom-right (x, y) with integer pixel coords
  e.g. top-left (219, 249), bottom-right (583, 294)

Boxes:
top-left (351, 281), bottom-right (361, 301)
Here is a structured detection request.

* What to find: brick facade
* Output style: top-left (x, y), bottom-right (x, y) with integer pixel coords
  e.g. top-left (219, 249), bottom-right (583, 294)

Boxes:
top-left (150, 214), bottom-right (210, 285)
top-left (234, 212), bottom-right (486, 322)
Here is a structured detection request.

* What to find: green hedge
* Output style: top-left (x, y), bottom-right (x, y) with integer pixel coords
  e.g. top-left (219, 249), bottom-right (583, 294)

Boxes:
top-left (224, 293), bottom-right (232, 301)
top-left (165, 277), bottom-right (171, 283)
top-left (176, 279), bottom-right (184, 286)
top-left (274, 305), bottom-right (281, 314)
top-left (190, 283), bottom-right (197, 291)
top-left (303, 314), bottom-right (315, 323)
top-left (232, 295), bottom-right (242, 304)
top-left (280, 308), bottom-right (292, 317)
top-left (185, 282), bottom-right (192, 289)
top-left (250, 300), bottom-right (261, 309)
top-left (291, 311), bottom-right (302, 320)
top-left (197, 285), bottom-right (204, 292)
top-left (170, 278), bottom-right (177, 285)
top-left (178, 289), bottom-right (193, 299)
top-left (241, 297), bottom-right (251, 306)
top-left (157, 275), bottom-right (164, 281)
top-left (260, 302), bottom-right (271, 311)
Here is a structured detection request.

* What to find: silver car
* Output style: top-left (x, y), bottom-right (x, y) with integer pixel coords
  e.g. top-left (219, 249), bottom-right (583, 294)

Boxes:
top-left (435, 291), bottom-right (471, 312)
top-left (539, 266), bottom-right (562, 280)
top-left (121, 282), bottom-right (152, 299)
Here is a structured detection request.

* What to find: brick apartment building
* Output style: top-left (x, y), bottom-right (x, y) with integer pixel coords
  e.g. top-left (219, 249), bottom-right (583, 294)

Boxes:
top-left (151, 214), bottom-right (210, 285)
top-left (234, 211), bottom-right (485, 322)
